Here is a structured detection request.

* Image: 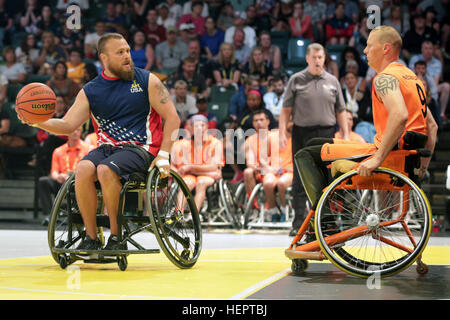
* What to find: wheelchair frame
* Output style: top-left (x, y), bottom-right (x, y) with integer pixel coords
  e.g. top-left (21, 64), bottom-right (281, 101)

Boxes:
top-left (285, 149), bottom-right (433, 278)
top-left (48, 168), bottom-right (202, 271)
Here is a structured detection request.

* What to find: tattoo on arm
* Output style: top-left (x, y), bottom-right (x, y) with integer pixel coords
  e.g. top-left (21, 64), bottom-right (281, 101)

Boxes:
top-left (155, 82), bottom-right (170, 104)
top-left (374, 74), bottom-right (399, 98)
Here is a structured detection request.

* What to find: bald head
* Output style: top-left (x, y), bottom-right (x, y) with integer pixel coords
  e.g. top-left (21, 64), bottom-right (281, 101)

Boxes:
top-left (370, 26), bottom-right (402, 56)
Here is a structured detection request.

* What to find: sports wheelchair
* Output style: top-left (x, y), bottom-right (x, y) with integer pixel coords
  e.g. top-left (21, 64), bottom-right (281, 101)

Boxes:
top-left (285, 147), bottom-right (432, 278)
top-left (199, 179), bottom-right (244, 229)
top-left (47, 167), bottom-right (202, 271)
top-left (242, 182), bottom-right (296, 230)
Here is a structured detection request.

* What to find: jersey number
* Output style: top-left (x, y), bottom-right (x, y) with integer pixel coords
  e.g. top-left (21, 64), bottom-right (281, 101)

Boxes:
top-left (416, 83), bottom-right (427, 118)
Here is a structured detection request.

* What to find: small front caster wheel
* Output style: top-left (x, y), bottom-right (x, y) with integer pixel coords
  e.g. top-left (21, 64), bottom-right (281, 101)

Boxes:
top-left (118, 256), bottom-right (128, 271)
top-left (291, 259), bottom-right (308, 275)
top-left (58, 254), bottom-right (68, 269)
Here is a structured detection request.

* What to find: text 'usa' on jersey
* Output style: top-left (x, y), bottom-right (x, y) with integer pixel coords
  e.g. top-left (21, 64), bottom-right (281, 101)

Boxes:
top-left (82, 67), bottom-right (163, 156)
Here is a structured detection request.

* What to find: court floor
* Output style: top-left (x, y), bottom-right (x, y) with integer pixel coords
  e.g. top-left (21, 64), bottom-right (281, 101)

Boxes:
top-left (0, 228), bottom-right (449, 300)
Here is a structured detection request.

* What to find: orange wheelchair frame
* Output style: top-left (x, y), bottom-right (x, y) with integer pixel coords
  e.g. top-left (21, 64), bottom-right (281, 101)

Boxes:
top-left (285, 148), bottom-right (432, 278)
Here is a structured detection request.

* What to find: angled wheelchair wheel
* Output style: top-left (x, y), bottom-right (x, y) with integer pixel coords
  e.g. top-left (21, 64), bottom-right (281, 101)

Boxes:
top-left (147, 168), bottom-right (202, 269)
top-left (47, 173), bottom-right (85, 264)
top-left (219, 179), bottom-right (243, 229)
top-left (243, 183), bottom-right (265, 229)
top-left (315, 168), bottom-right (432, 278)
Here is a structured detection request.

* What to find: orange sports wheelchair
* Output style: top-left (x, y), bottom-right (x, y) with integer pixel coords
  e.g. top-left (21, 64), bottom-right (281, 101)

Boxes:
top-left (285, 143), bottom-right (432, 279)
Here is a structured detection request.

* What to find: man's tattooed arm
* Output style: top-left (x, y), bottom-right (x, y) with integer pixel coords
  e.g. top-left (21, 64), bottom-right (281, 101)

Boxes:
top-left (155, 82), bottom-right (170, 104)
top-left (374, 74), bottom-right (399, 99)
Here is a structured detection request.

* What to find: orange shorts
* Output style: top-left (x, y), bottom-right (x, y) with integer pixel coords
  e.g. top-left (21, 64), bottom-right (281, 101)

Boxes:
top-left (182, 174), bottom-right (215, 186)
top-left (256, 170), bottom-right (293, 183)
top-left (320, 138), bottom-right (377, 162)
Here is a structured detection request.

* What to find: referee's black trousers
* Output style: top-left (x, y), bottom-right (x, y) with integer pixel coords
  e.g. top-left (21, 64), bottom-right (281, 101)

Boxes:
top-left (291, 124), bottom-right (335, 231)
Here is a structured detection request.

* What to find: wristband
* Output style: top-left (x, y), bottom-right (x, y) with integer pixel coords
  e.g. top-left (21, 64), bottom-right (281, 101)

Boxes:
top-left (157, 150), bottom-right (170, 159)
top-left (156, 159), bottom-right (170, 168)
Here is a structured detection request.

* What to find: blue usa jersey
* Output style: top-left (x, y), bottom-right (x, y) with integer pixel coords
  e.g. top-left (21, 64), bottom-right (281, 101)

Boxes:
top-left (83, 67), bottom-right (163, 157)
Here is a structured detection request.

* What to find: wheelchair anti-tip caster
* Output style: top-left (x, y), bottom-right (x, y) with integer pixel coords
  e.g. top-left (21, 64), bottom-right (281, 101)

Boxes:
top-left (58, 254), bottom-right (68, 270)
top-left (117, 256), bottom-right (128, 271)
top-left (416, 260), bottom-right (428, 275)
top-left (291, 259), bottom-right (309, 275)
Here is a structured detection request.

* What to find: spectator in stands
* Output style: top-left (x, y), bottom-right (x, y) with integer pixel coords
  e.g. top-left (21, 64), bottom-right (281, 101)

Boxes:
top-left (273, 0), bottom-right (294, 26)
top-left (167, 0), bottom-right (183, 23)
top-left (241, 46), bottom-right (274, 86)
top-left (187, 95), bottom-right (218, 130)
top-left (383, 4), bottom-right (410, 35)
top-left (423, 6), bottom-right (440, 34)
top-left (413, 60), bottom-right (439, 111)
top-left (169, 57), bottom-right (208, 97)
top-left (19, 0), bottom-right (40, 35)
top-left (255, 0), bottom-right (276, 25)
top-left (244, 109), bottom-right (293, 222)
top-left (178, 1), bottom-right (207, 36)
top-left (289, 1), bottom-right (314, 41)
top-left (84, 131), bottom-right (98, 150)
top-left (0, 0), bottom-right (14, 52)
top-left (38, 127), bottom-right (89, 225)
top-left (339, 46), bottom-right (369, 80)
top-left (334, 109), bottom-right (366, 143)
top-left (409, 40), bottom-right (450, 121)
top-left (179, 22), bottom-right (197, 45)
top-left (59, 23), bottom-right (83, 56)
top-left (185, 38), bottom-right (209, 77)
top-left (130, 29), bottom-right (154, 71)
top-left (83, 62), bottom-right (98, 85)
top-left (327, 0), bottom-right (359, 24)
top-left (36, 31), bottom-right (67, 69)
top-left (171, 114), bottom-right (223, 213)
top-left (229, 75), bottom-right (260, 122)
top-left (303, 0), bottom-right (327, 42)
top-left (182, 0), bottom-right (209, 17)
top-left (171, 80), bottom-right (198, 125)
top-left (340, 60), bottom-right (367, 94)
top-left (104, 1), bottom-right (127, 34)
top-left (212, 42), bottom-right (241, 89)
top-left (264, 76), bottom-right (286, 122)
top-left (201, 16), bottom-right (225, 60)
top-left (157, 3), bottom-right (176, 29)
top-left (143, 8), bottom-right (167, 49)
top-left (84, 20), bottom-right (106, 59)
top-left (233, 29), bottom-right (252, 66)
top-left (258, 31), bottom-right (282, 74)
top-left (155, 26), bottom-right (188, 72)
top-left (0, 74), bottom-right (6, 108)
top-left (66, 48), bottom-right (85, 84)
top-left (342, 71), bottom-right (372, 124)
top-left (224, 11), bottom-right (256, 49)
top-left (0, 47), bottom-right (27, 84)
top-left (245, 4), bottom-right (265, 36)
top-left (349, 16), bottom-right (370, 55)
top-left (324, 51), bottom-right (339, 79)
top-left (217, 2), bottom-right (234, 32)
top-left (31, 94), bottom-right (68, 174)
top-left (129, 0), bottom-right (151, 28)
top-left (46, 61), bottom-right (81, 106)
top-left (402, 11), bottom-right (440, 61)
top-left (0, 103), bottom-right (36, 150)
top-left (325, 2), bottom-right (354, 45)
top-left (35, 5), bottom-right (60, 37)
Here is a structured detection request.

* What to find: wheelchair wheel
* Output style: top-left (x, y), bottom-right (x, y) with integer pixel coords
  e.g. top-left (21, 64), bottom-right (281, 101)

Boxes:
top-left (219, 180), bottom-right (243, 229)
top-left (147, 168), bottom-right (202, 269)
top-left (243, 183), bottom-right (265, 229)
top-left (48, 173), bottom-right (85, 264)
top-left (315, 168), bottom-right (432, 278)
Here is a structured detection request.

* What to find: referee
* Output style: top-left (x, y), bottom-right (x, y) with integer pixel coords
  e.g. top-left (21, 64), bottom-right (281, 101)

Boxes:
top-left (279, 43), bottom-right (349, 237)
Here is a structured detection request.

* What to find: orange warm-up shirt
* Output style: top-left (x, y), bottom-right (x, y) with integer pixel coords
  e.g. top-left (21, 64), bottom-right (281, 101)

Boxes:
top-left (372, 62), bottom-right (428, 148)
top-left (51, 140), bottom-right (90, 175)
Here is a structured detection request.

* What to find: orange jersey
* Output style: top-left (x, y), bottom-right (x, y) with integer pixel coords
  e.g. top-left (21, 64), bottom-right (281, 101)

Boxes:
top-left (372, 62), bottom-right (428, 148)
top-left (246, 130), bottom-right (293, 171)
top-left (51, 140), bottom-right (90, 174)
top-left (171, 136), bottom-right (224, 171)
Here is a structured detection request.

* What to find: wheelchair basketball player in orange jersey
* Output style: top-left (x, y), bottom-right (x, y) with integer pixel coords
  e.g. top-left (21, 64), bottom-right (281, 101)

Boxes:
top-left (294, 25), bottom-right (438, 214)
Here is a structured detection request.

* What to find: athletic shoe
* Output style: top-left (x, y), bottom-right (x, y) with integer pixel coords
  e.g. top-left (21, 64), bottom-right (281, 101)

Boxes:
top-left (76, 236), bottom-right (102, 251)
top-left (103, 234), bottom-right (126, 251)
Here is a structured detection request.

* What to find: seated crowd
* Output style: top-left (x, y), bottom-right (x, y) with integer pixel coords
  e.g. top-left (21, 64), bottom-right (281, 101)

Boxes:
top-left (0, 0), bottom-right (449, 221)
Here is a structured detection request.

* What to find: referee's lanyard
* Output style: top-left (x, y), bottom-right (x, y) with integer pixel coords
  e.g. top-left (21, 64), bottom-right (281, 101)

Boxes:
top-left (66, 148), bottom-right (80, 173)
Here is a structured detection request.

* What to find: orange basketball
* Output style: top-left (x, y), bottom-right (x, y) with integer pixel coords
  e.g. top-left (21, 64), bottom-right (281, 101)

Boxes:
top-left (15, 83), bottom-right (56, 124)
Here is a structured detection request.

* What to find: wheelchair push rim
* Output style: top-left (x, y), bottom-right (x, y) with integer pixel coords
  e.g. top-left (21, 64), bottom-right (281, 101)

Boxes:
top-left (314, 167), bottom-right (432, 278)
top-left (147, 168), bottom-right (202, 269)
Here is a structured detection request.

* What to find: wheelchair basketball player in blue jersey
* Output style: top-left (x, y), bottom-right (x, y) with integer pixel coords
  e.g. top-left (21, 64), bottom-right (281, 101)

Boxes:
top-left (19, 33), bottom-right (181, 251)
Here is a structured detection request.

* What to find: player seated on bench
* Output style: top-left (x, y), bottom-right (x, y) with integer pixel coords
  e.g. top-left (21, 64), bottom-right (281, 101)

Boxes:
top-left (171, 115), bottom-right (224, 214)
top-left (291, 26), bottom-right (438, 212)
top-left (244, 109), bottom-right (294, 222)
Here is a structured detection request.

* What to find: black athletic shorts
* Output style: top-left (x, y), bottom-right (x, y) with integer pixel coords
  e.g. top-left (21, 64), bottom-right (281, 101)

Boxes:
top-left (82, 144), bottom-right (155, 181)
